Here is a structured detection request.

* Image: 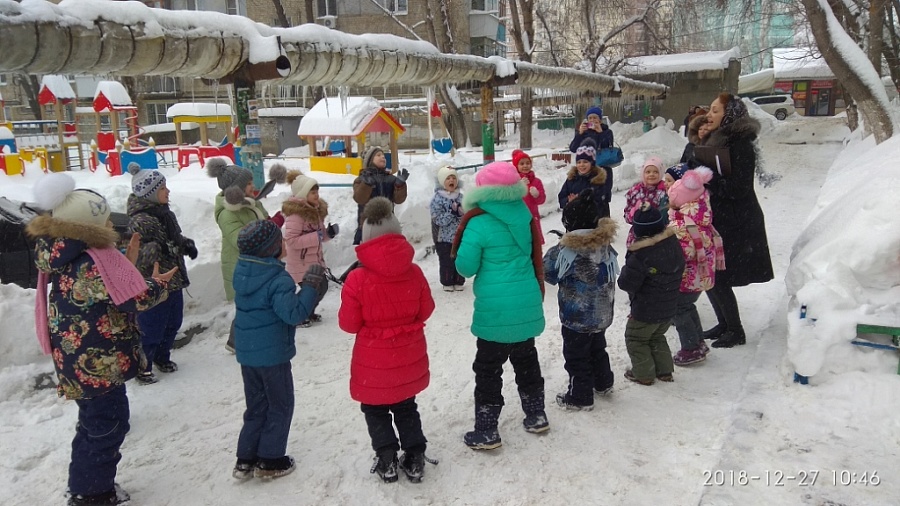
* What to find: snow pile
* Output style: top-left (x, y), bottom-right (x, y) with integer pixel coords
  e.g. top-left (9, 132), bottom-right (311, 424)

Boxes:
top-left (786, 134), bottom-right (900, 377)
top-left (297, 97), bottom-right (384, 137)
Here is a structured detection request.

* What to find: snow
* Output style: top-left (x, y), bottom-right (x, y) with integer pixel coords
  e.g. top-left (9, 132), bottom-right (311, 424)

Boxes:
top-left (0, 126), bottom-right (13, 139)
top-left (2, 109), bottom-right (899, 505)
top-left (623, 47), bottom-right (742, 76)
top-left (142, 122), bottom-right (198, 134)
top-left (166, 103), bottom-right (233, 119)
top-left (93, 81), bottom-right (133, 108)
top-left (297, 97), bottom-right (384, 137)
top-left (39, 75), bottom-right (75, 101)
top-left (773, 47), bottom-right (835, 80)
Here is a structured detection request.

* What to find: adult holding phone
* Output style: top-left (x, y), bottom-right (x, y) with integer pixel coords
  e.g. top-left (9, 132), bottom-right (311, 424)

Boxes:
top-left (569, 106), bottom-right (614, 204)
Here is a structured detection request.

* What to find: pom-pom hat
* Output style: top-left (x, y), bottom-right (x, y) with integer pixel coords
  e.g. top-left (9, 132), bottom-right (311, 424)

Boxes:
top-left (632, 202), bottom-right (666, 238)
top-left (437, 165), bottom-right (457, 186)
top-left (511, 149), bottom-right (531, 169)
top-left (668, 166), bottom-right (713, 208)
top-left (287, 171), bottom-right (318, 200)
top-left (238, 219), bottom-right (283, 258)
top-left (575, 138), bottom-right (596, 164)
top-left (475, 161), bottom-right (520, 187)
top-left (34, 173), bottom-right (111, 227)
top-left (128, 162), bottom-right (166, 201)
top-left (206, 157), bottom-right (253, 205)
top-left (361, 197), bottom-right (402, 243)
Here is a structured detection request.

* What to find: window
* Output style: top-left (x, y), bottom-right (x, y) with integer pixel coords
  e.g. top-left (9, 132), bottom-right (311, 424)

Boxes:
top-left (472, 0), bottom-right (498, 11)
top-left (145, 102), bottom-right (175, 125)
top-left (0, 73), bottom-right (7, 86)
top-left (225, 0), bottom-right (238, 15)
top-left (144, 76), bottom-right (180, 94)
top-left (317, 0), bottom-right (336, 16)
top-left (385, 0), bottom-right (407, 14)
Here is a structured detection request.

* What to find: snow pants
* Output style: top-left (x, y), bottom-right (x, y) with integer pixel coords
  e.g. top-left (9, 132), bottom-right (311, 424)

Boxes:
top-left (69, 385), bottom-right (130, 497)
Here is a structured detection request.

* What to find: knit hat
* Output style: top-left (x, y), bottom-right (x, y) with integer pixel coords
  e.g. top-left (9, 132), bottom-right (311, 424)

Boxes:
top-left (361, 197), bottom-right (402, 243)
top-left (562, 188), bottom-right (599, 232)
top-left (665, 163), bottom-right (689, 182)
top-left (206, 157), bottom-right (253, 205)
top-left (437, 165), bottom-right (457, 186)
top-left (641, 156), bottom-right (663, 179)
top-left (128, 162), bottom-right (166, 202)
top-left (475, 161), bottom-right (520, 187)
top-left (668, 166), bottom-right (713, 209)
top-left (362, 145), bottom-right (386, 170)
top-left (632, 202), bottom-right (666, 238)
top-left (586, 106), bottom-right (603, 120)
top-left (511, 149), bottom-right (531, 170)
top-left (286, 170), bottom-right (318, 200)
top-left (575, 138), bottom-right (597, 164)
top-left (34, 173), bottom-right (111, 227)
top-left (720, 96), bottom-right (748, 128)
top-left (237, 219), bottom-right (283, 258)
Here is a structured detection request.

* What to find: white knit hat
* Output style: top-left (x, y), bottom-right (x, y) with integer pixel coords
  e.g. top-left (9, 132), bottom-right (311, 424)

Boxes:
top-left (289, 172), bottom-right (318, 200)
top-left (437, 165), bottom-right (457, 186)
top-left (34, 173), bottom-right (111, 227)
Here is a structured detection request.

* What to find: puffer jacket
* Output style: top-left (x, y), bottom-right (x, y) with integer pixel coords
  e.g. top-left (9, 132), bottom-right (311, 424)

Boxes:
top-left (623, 181), bottom-right (669, 247)
top-left (669, 191), bottom-right (723, 293)
top-left (26, 215), bottom-right (168, 400)
top-left (520, 170), bottom-right (547, 244)
top-left (557, 165), bottom-right (610, 218)
top-left (214, 193), bottom-right (268, 301)
top-left (430, 188), bottom-right (464, 244)
top-left (339, 234), bottom-right (434, 405)
top-left (454, 182), bottom-right (545, 343)
top-left (543, 218), bottom-right (618, 333)
top-left (126, 194), bottom-right (191, 290)
top-left (617, 228), bottom-right (685, 324)
top-left (282, 197), bottom-right (330, 283)
top-left (352, 167), bottom-right (408, 233)
top-left (232, 254), bottom-right (318, 367)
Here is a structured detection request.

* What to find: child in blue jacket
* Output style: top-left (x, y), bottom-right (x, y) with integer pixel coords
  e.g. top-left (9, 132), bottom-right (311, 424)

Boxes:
top-left (543, 189), bottom-right (619, 410)
top-left (231, 220), bottom-right (328, 481)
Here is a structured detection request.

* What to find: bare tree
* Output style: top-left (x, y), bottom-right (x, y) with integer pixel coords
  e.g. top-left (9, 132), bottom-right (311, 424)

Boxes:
top-left (13, 73), bottom-right (41, 121)
top-left (304, 0), bottom-right (314, 24)
top-left (802, 0), bottom-right (893, 143)
top-left (423, 0), bottom-right (469, 147)
top-left (508, 0), bottom-right (536, 148)
top-left (272, 0), bottom-right (290, 27)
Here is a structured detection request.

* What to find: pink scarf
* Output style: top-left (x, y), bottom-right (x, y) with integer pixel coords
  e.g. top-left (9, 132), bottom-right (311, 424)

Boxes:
top-left (34, 247), bottom-right (148, 355)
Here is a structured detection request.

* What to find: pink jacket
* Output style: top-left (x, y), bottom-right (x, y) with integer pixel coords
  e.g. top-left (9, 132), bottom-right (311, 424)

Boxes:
top-left (668, 191), bottom-right (725, 293)
top-left (282, 197), bottom-right (330, 283)
top-left (624, 180), bottom-right (668, 246)
top-left (521, 171), bottom-right (547, 244)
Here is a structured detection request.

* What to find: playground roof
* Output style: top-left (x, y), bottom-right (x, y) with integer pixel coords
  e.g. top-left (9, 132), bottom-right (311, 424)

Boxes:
top-left (0, 126), bottom-right (13, 140)
top-left (621, 48), bottom-right (742, 76)
top-left (166, 103), bottom-right (233, 120)
top-left (297, 97), bottom-right (404, 138)
top-left (93, 81), bottom-right (134, 112)
top-left (38, 75), bottom-right (76, 105)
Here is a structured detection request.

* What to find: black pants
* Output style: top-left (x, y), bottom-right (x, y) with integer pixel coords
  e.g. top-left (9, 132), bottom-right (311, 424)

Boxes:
top-left (706, 284), bottom-right (742, 331)
top-left (473, 338), bottom-right (544, 407)
top-left (360, 397), bottom-right (427, 454)
top-left (562, 326), bottom-right (613, 405)
top-left (435, 242), bottom-right (464, 288)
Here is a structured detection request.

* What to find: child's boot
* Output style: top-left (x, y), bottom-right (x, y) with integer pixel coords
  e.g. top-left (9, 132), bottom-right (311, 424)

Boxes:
top-left (520, 392), bottom-right (551, 432)
top-left (399, 450), bottom-right (426, 483)
top-left (370, 449), bottom-right (399, 483)
top-left (254, 455), bottom-right (295, 480)
top-left (67, 484), bottom-right (129, 505)
top-left (464, 404), bottom-right (502, 450)
top-left (232, 458), bottom-right (257, 480)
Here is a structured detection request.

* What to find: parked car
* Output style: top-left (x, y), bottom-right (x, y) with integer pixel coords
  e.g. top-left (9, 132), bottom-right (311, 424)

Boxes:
top-left (751, 95), bottom-right (795, 120)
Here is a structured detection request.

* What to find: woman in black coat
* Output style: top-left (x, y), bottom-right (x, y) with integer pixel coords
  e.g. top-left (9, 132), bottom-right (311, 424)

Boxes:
top-left (691, 93), bottom-right (774, 349)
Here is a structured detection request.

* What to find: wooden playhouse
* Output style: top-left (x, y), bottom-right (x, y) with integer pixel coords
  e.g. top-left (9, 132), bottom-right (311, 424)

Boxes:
top-left (297, 97), bottom-right (405, 175)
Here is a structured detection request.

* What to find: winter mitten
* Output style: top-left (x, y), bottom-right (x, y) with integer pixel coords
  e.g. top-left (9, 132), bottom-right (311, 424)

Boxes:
top-left (270, 211), bottom-right (285, 228)
top-left (529, 186), bottom-right (540, 198)
top-left (396, 168), bottom-right (410, 183)
top-left (301, 264), bottom-right (329, 304)
top-left (182, 238), bottom-right (198, 260)
top-left (326, 223), bottom-right (339, 238)
top-left (361, 172), bottom-right (377, 186)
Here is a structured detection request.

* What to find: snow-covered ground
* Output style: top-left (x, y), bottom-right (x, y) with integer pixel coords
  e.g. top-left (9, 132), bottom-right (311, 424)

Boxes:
top-left (1, 111), bottom-right (898, 506)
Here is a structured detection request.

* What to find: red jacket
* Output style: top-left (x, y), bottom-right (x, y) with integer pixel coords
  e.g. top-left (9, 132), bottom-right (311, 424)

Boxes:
top-left (521, 171), bottom-right (547, 244)
top-left (339, 234), bottom-right (435, 405)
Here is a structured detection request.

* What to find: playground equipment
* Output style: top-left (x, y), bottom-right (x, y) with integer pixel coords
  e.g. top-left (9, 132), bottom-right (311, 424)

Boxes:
top-left (86, 80), bottom-right (158, 175)
top-left (166, 103), bottom-right (240, 169)
top-left (10, 75), bottom-right (84, 173)
top-left (297, 97), bottom-right (405, 175)
top-left (426, 88), bottom-right (454, 155)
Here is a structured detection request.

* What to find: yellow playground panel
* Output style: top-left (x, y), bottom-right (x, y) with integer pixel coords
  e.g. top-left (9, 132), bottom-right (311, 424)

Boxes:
top-left (167, 103), bottom-right (234, 146)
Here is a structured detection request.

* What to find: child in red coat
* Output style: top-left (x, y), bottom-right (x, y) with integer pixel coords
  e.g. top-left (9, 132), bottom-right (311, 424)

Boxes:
top-left (512, 149), bottom-right (547, 244)
top-left (338, 197), bottom-right (436, 484)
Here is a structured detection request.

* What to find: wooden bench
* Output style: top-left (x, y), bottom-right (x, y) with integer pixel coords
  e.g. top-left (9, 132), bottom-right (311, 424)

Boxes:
top-left (853, 324), bottom-right (900, 375)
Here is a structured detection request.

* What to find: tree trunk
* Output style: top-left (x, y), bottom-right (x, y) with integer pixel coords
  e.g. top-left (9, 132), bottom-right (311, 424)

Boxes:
top-left (16, 73), bottom-right (42, 121)
top-left (802, 0), bottom-right (893, 143)
top-left (508, 0), bottom-right (535, 149)
top-left (271, 0), bottom-right (290, 27)
top-left (842, 85), bottom-right (860, 131)
top-left (869, 0), bottom-right (888, 70)
top-left (424, 0), bottom-right (468, 147)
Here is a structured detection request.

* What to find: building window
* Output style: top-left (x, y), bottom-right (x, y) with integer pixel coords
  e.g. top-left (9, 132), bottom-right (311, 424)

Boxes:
top-left (317, 0), bottom-right (336, 16)
top-left (0, 74), bottom-right (8, 86)
top-left (472, 0), bottom-right (498, 11)
top-left (144, 76), bottom-right (180, 94)
top-left (146, 102), bottom-right (175, 125)
top-left (384, 0), bottom-right (407, 14)
top-left (225, 0), bottom-right (238, 15)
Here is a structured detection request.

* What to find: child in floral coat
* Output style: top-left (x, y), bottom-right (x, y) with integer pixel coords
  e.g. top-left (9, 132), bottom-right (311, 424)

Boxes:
top-left (27, 174), bottom-right (174, 506)
top-left (624, 156), bottom-right (669, 247)
top-left (430, 165), bottom-right (465, 291)
top-left (667, 166), bottom-right (725, 366)
top-left (281, 170), bottom-right (338, 326)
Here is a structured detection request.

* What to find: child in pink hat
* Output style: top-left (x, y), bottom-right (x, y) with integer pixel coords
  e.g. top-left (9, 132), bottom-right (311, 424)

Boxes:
top-left (624, 156), bottom-right (668, 246)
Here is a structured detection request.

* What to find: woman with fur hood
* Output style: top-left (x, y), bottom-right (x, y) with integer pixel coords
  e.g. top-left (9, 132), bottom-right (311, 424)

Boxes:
top-left (27, 174), bottom-right (174, 506)
top-left (281, 169), bottom-right (338, 326)
top-left (557, 138), bottom-right (610, 219)
top-left (688, 93), bottom-right (774, 349)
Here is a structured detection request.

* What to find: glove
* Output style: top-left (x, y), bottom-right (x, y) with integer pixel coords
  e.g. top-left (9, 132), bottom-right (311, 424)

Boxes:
top-left (301, 264), bottom-right (329, 304)
top-left (529, 186), bottom-right (540, 198)
top-left (361, 171), bottom-right (377, 186)
top-left (326, 223), bottom-right (339, 239)
top-left (182, 238), bottom-right (198, 260)
top-left (396, 168), bottom-right (410, 183)
top-left (270, 211), bottom-right (285, 228)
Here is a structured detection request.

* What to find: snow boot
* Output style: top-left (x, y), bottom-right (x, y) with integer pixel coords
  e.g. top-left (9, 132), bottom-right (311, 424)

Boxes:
top-left (370, 449), bottom-right (399, 483)
top-left (254, 455), bottom-right (295, 480)
top-left (711, 328), bottom-right (746, 348)
top-left (232, 458), bottom-right (257, 480)
top-left (135, 372), bottom-right (158, 385)
top-left (464, 404), bottom-right (502, 450)
top-left (520, 393), bottom-right (550, 433)
top-left (67, 484), bottom-right (129, 505)
top-left (673, 348), bottom-right (707, 367)
top-left (399, 451), bottom-right (425, 483)
top-left (656, 373), bottom-right (674, 382)
top-left (702, 323), bottom-right (727, 341)
top-left (624, 369), bottom-right (654, 386)
top-left (153, 360), bottom-right (178, 373)
top-left (555, 392), bottom-right (594, 412)
top-left (593, 386), bottom-right (614, 396)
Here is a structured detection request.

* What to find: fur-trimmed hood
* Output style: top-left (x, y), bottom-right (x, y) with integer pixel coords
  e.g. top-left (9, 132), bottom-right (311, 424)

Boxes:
top-left (687, 114), bottom-right (708, 145)
top-left (26, 214), bottom-right (119, 248)
top-left (627, 226), bottom-right (675, 252)
top-left (282, 197), bottom-right (328, 222)
top-left (566, 165), bottom-right (607, 186)
top-left (462, 180), bottom-right (527, 212)
top-left (702, 115), bottom-right (761, 148)
top-left (559, 218), bottom-right (617, 252)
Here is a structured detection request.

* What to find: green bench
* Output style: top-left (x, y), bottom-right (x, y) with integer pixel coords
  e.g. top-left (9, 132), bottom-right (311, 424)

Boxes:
top-left (853, 324), bottom-right (900, 375)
